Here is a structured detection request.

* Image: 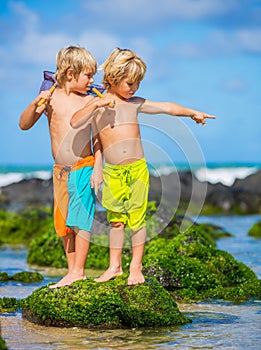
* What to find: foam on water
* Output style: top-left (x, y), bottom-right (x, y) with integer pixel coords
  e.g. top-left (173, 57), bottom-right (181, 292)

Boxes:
top-left (0, 170), bottom-right (52, 187)
top-left (0, 164), bottom-right (260, 187)
top-left (194, 167), bottom-right (258, 186)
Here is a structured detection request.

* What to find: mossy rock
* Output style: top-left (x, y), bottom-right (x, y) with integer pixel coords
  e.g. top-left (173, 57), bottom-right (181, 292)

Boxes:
top-left (0, 271), bottom-right (43, 283)
top-left (27, 207), bottom-right (229, 270)
top-left (194, 222), bottom-right (232, 240)
top-left (0, 297), bottom-right (20, 313)
top-left (143, 227), bottom-right (261, 302)
top-left (0, 273), bottom-right (9, 282)
top-left (12, 271), bottom-right (43, 283)
top-left (0, 320), bottom-right (8, 349)
top-left (27, 230), bottom-right (131, 270)
top-left (0, 208), bottom-right (53, 245)
top-left (21, 275), bottom-right (190, 328)
top-left (27, 229), bottom-right (67, 268)
top-left (156, 213), bottom-right (231, 242)
top-left (0, 335), bottom-right (8, 350)
top-left (248, 220), bottom-right (261, 238)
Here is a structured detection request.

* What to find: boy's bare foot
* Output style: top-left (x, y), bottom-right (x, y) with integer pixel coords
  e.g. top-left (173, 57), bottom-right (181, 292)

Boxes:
top-left (127, 269), bottom-right (145, 285)
top-left (94, 266), bottom-right (123, 283)
top-left (49, 272), bottom-right (86, 289)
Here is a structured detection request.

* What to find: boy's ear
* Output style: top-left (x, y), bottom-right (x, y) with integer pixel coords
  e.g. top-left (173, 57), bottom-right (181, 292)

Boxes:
top-left (66, 68), bottom-right (74, 81)
top-left (107, 78), bottom-right (112, 88)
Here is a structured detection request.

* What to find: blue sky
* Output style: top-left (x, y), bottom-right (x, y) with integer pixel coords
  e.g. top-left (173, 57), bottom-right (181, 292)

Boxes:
top-left (0, 0), bottom-right (260, 166)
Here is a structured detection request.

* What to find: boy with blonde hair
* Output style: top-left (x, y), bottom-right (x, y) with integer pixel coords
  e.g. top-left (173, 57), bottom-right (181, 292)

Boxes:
top-left (20, 46), bottom-right (106, 288)
top-left (71, 48), bottom-right (216, 285)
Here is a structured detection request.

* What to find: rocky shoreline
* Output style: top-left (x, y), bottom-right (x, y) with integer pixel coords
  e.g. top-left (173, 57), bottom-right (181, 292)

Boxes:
top-left (0, 170), bottom-right (260, 214)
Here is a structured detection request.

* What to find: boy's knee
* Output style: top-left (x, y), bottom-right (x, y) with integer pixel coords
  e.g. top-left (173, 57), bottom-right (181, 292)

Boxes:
top-left (111, 222), bottom-right (125, 229)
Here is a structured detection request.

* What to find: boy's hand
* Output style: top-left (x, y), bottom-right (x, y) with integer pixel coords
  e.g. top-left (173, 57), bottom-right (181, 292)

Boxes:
top-left (33, 90), bottom-right (52, 107)
top-left (90, 170), bottom-right (103, 196)
top-left (95, 96), bottom-right (115, 108)
top-left (191, 111), bottom-right (216, 125)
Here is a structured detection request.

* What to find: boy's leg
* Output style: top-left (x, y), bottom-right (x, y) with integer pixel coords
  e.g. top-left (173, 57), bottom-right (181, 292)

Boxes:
top-left (66, 229), bottom-right (90, 280)
top-left (94, 222), bottom-right (124, 282)
top-left (128, 226), bottom-right (146, 285)
top-left (49, 230), bottom-right (90, 288)
top-left (62, 231), bottom-right (76, 272)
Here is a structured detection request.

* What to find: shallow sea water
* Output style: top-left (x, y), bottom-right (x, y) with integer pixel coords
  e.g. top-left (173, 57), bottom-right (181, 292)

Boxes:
top-left (1, 215), bottom-right (261, 349)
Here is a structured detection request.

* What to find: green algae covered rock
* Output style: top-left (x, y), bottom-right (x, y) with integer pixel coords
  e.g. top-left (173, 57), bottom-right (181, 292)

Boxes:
top-left (0, 208), bottom-right (53, 245)
top-left (26, 213), bottom-right (228, 270)
top-left (0, 297), bottom-right (20, 313)
top-left (0, 338), bottom-right (8, 350)
top-left (143, 227), bottom-right (261, 302)
top-left (21, 275), bottom-right (190, 328)
top-left (12, 271), bottom-right (43, 283)
top-left (248, 220), bottom-right (261, 238)
top-left (0, 332), bottom-right (8, 350)
top-left (27, 229), bottom-right (67, 268)
top-left (27, 229), bottom-right (131, 270)
top-left (0, 273), bottom-right (9, 282)
top-left (0, 271), bottom-right (43, 283)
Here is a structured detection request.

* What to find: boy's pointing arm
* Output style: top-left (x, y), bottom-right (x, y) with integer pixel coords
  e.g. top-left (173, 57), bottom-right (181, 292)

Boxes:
top-left (139, 99), bottom-right (216, 126)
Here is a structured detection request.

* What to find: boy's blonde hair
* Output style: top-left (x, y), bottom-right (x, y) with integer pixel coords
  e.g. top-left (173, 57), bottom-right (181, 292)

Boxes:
top-left (100, 48), bottom-right (146, 90)
top-left (55, 46), bottom-right (97, 86)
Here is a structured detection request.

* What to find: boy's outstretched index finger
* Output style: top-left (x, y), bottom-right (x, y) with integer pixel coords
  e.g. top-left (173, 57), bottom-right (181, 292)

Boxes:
top-left (205, 114), bottom-right (216, 119)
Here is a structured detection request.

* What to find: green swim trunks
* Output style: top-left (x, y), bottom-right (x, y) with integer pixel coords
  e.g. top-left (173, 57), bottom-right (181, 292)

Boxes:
top-left (102, 158), bottom-right (149, 231)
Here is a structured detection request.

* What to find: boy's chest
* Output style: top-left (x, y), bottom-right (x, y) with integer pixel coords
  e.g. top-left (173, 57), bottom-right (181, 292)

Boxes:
top-left (97, 102), bottom-right (139, 131)
top-left (48, 92), bottom-right (92, 118)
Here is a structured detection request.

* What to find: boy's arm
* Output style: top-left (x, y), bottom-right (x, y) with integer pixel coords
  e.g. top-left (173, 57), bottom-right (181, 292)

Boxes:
top-left (90, 120), bottom-right (103, 195)
top-left (70, 95), bottom-right (115, 128)
top-left (138, 99), bottom-right (216, 125)
top-left (19, 90), bottom-right (52, 130)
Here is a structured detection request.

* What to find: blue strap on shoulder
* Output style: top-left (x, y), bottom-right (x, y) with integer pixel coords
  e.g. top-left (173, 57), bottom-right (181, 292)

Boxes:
top-left (39, 70), bottom-right (105, 96)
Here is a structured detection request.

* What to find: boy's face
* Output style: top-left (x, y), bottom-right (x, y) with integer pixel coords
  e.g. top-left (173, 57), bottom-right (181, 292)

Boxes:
top-left (70, 70), bottom-right (94, 94)
top-left (112, 77), bottom-right (140, 99)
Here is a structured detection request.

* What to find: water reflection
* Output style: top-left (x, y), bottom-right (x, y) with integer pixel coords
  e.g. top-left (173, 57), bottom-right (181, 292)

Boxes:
top-left (1, 301), bottom-right (261, 349)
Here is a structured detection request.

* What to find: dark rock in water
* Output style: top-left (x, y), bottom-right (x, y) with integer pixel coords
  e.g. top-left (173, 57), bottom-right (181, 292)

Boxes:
top-left (149, 171), bottom-right (207, 204)
top-left (232, 170), bottom-right (261, 192)
top-left (206, 186), bottom-right (261, 212)
top-left (149, 170), bottom-right (261, 213)
top-left (0, 178), bottom-right (53, 212)
top-left (205, 170), bottom-right (261, 213)
top-left (1, 170), bottom-right (261, 214)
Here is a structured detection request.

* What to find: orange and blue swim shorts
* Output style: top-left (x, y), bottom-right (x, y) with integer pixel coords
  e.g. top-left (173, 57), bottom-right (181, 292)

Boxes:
top-left (53, 156), bottom-right (96, 237)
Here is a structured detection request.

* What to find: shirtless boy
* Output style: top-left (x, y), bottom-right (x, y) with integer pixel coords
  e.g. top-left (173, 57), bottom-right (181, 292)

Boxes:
top-left (71, 47), bottom-right (216, 285)
top-left (19, 46), bottom-right (105, 288)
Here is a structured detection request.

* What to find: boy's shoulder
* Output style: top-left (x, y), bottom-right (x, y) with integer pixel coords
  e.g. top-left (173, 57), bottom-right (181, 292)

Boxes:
top-left (46, 90), bottom-right (94, 116)
top-left (52, 88), bottom-right (94, 101)
top-left (127, 96), bottom-right (145, 104)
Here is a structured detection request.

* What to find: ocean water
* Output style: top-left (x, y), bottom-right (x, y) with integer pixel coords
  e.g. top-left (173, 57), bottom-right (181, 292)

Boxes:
top-left (0, 162), bottom-right (260, 188)
top-left (0, 215), bottom-right (261, 349)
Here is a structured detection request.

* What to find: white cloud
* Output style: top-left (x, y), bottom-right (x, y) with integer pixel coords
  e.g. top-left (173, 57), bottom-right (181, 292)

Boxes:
top-left (85, 0), bottom-right (238, 21)
top-left (221, 79), bottom-right (247, 92)
top-left (9, 0), bottom-right (38, 31)
top-left (77, 32), bottom-right (120, 61)
top-left (167, 28), bottom-right (261, 59)
top-left (209, 29), bottom-right (261, 54)
top-left (236, 29), bottom-right (261, 53)
top-left (15, 32), bottom-right (72, 65)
